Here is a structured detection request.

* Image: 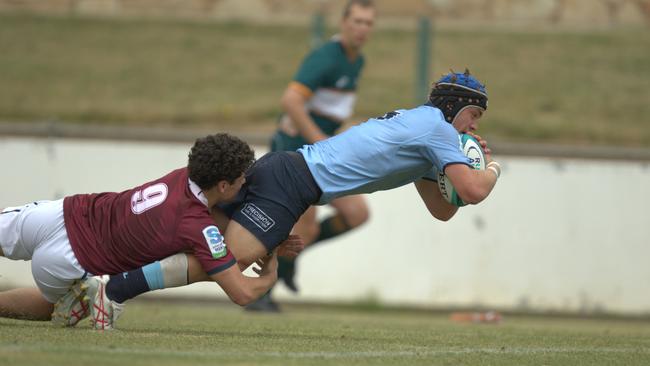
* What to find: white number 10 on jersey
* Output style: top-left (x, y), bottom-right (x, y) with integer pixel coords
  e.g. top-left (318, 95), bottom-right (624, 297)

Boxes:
top-left (131, 183), bottom-right (169, 214)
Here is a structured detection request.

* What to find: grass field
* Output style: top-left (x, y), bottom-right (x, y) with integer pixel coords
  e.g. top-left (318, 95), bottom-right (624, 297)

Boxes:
top-left (1, 301), bottom-right (649, 366)
top-left (1, 13), bottom-right (649, 146)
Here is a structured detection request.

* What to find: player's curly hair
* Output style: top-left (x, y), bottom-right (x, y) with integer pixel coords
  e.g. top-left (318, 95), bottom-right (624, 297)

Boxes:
top-left (187, 133), bottom-right (255, 190)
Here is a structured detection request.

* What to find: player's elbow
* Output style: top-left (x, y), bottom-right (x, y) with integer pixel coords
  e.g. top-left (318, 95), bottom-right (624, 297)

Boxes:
top-left (281, 88), bottom-right (307, 112)
top-left (457, 186), bottom-right (489, 205)
top-left (232, 296), bottom-right (252, 307)
top-left (228, 289), bottom-right (257, 307)
top-left (432, 210), bottom-right (455, 222)
top-left (428, 203), bottom-right (458, 221)
top-left (280, 90), bottom-right (299, 111)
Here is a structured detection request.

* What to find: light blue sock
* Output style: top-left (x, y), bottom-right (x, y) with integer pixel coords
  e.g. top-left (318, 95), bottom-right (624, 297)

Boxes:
top-left (142, 261), bottom-right (165, 290)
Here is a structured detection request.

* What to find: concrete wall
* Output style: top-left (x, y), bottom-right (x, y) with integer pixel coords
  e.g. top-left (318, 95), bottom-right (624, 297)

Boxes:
top-left (1, 0), bottom-right (648, 28)
top-left (1, 136), bottom-right (649, 315)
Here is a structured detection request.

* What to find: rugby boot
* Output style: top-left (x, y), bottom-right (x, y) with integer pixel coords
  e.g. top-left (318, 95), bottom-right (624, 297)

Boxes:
top-left (86, 275), bottom-right (125, 330)
top-left (51, 279), bottom-right (90, 327)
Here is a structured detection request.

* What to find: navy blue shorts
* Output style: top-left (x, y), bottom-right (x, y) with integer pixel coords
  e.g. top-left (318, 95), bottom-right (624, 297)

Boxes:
top-left (220, 152), bottom-right (322, 252)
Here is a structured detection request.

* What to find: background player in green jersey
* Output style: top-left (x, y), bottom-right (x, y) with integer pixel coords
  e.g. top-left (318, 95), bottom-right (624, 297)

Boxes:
top-left (255, 0), bottom-right (377, 312)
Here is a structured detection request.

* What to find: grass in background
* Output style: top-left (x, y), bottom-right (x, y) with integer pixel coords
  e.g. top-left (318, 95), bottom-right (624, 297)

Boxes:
top-left (0, 13), bottom-right (649, 146)
top-left (1, 301), bottom-right (649, 366)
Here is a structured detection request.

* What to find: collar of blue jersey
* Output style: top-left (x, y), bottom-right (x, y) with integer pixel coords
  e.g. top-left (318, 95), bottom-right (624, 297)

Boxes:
top-left (188, 178), bottom-right (209, 207)
top-left (422, 102), bottom-right (450, 121)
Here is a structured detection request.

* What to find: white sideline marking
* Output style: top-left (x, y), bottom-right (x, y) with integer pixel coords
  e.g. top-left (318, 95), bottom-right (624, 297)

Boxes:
top-left (1, 345), bottom-right (649, 358)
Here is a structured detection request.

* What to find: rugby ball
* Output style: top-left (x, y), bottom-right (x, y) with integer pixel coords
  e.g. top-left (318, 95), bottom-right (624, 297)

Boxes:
top-left (437, 134), bottom-right (486, 207)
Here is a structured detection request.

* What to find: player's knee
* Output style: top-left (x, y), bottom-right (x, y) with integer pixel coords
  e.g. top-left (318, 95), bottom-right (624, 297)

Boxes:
top-left (341, 203), bottom-right (370, 228)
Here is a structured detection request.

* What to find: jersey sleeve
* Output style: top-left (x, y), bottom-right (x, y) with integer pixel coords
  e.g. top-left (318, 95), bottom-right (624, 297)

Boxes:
top-left (178, 218), bottom-right (236, 276)
top-left (422, 123), bottom-right (471, 173)
top-left (292, 47), bottom-right (334, 92)
top-left (421, 166), bottom-right (439, 182)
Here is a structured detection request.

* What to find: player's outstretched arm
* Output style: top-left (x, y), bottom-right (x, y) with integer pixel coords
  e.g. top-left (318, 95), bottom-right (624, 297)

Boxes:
top-left (210, 252), bottom-right (278, 306)
top-left (186, 233), bottom-right (304, 284)
top-left (444, 163), bottom-right (498, 205)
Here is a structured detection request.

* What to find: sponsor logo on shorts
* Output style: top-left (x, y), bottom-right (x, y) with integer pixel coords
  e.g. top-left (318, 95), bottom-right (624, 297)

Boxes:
top-left (240, 203), bottom-right (275, 232)
top-left (202, 225), bottom-right (227, 259)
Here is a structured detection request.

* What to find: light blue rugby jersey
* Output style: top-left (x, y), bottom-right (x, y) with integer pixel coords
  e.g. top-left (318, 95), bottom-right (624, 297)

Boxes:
top-left (298, 104), bottom-right (471, 205)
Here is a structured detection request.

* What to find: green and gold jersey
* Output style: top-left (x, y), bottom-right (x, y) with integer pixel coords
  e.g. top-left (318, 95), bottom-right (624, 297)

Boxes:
top-left (291, 39), bottom-right (364, 123)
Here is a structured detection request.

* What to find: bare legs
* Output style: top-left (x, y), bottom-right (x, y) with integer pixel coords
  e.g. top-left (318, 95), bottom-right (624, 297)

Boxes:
top-left (0, 288), bottom-right (53, 321)
top-left (1, 243), bottom-right (53, 320)
top-left (293, 195), bottom-right (369, 249)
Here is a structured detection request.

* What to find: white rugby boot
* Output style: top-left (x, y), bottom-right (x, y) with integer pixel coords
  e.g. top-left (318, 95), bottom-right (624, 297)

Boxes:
top-left (86, 275), bottom-right (125, 330)
top-left (51, 279), bottom-right (90, 327)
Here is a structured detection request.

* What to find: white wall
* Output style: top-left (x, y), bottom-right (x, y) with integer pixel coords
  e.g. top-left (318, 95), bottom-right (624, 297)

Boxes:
top-left (1, 136), bottom-right (649, 315)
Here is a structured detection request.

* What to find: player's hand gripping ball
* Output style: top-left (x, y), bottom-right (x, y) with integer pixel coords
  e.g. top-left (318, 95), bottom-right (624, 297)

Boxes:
top-left (437, 134), bottom-right (486, 207)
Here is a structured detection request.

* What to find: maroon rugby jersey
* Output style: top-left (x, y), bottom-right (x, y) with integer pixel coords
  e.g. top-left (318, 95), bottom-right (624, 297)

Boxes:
top-left (63, 168), bottom-right (236, 276)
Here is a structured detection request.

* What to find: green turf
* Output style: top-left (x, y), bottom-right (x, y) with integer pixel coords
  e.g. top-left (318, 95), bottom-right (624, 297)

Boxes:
top-left (1, 301), bottom-right (649, 366)
top-left (0, 13), bottom-right (649, 146)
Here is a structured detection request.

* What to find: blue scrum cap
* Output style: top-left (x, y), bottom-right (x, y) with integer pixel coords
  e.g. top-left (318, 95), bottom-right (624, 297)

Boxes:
top-left (429, 69), bottom-right (488, 123)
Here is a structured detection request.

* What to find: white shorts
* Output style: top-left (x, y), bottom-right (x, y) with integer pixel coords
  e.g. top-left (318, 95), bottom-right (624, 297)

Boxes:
top-left (0, 200), bottom-right (86, 303)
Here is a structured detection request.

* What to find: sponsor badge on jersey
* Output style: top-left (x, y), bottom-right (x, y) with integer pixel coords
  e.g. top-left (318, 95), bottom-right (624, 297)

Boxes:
top-left (202, 225), bottom-right (227, 259)
top-left (335, 75), bottom-right (351, 89)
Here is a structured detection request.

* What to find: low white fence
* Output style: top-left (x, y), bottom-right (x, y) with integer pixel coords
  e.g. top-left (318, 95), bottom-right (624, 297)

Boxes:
top-left (1, 136), bottom-right (649, 315)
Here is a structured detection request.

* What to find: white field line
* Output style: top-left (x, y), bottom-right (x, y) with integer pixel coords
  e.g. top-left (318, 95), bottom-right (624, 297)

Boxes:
top-left (1, 344), bottom-right (649, 359)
